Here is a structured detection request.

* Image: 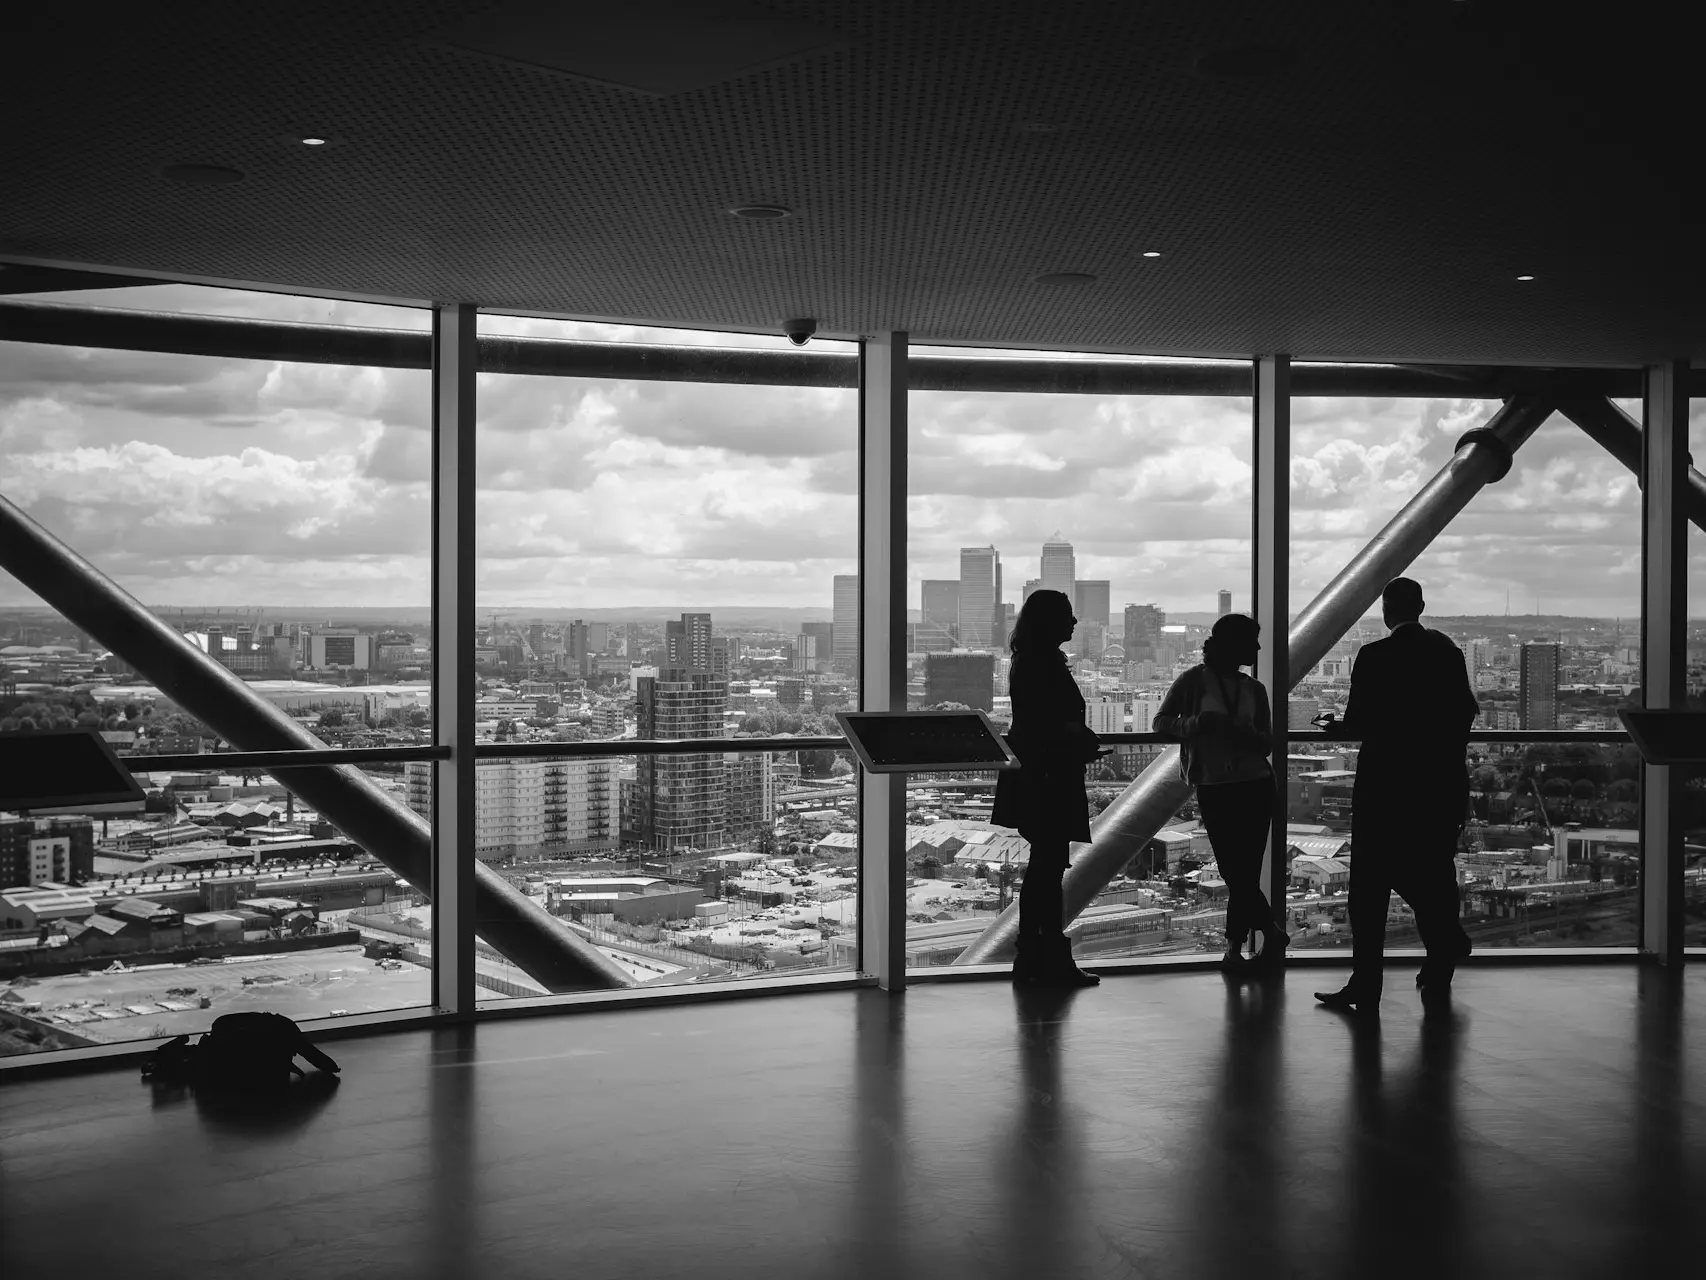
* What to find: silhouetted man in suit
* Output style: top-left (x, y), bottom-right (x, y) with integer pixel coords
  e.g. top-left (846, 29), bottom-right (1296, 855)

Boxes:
top-left (1315, 578), bottom-right (1478, 1014)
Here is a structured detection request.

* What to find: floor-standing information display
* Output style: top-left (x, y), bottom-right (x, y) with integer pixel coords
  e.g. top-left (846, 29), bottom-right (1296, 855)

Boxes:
top-left (1617, 710), bottom-right (1706, 764)
top-left (833, 710), bottom-right (1019, 774)
top-left (0, 727), bottom-right (147, 812)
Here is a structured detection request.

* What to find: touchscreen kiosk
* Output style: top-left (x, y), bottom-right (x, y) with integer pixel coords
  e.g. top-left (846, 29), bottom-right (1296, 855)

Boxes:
top-left (0, 728), bottom-right (148, 812)
top-left (833, 710), bottom-right (1019, 775)
top-left (1616, 710), bottom-right (1706, 765)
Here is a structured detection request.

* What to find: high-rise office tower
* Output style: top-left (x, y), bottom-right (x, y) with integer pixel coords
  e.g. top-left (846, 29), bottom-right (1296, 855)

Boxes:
top-left (1123, 604), bottom-right (1165, 663)
top-left (1023, 578), bottom-right (1042, 602)
top-left (1520, 642), bottom-right (1560, 730)
top-left (798, 621), bottom-right (834, 673)
top-left (959, 545), bottom-right (1002, 650)
top-left (1077, 620), bottom-right (1107, 661)
top-left (908, 622), bottom-right (953, 654)
top-left (1074, 580), bottom-right (1110, 629)
top-left (794, 632), bottom-right (820, 672)
top-left (1217, 589), bottom-right (1233, 616)
top-left (921, 580), bottom-right (960, 636)
top-left (1040, 534), bottom-right (1075, 599)
top-left (635, 671), bottom-right (728, 851)
top-left (916, 580), bottom-right (958, 651)
top-left (566, 619), bottom-right (591, 662)
top-left (665, 612), bottom-right (713, 674)
top-left (924, 652), bottom-right (996, 711)
top-left (832, 574), bottom-right (859, 673)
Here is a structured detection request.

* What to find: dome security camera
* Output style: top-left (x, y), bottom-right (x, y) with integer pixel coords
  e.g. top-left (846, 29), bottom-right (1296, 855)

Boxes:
top-left (783, 318), bottom-right (817, 346)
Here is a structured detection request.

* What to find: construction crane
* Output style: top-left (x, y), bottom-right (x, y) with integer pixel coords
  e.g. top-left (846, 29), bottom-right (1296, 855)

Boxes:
top-left (1512, 773), bottom-right (1556, 841)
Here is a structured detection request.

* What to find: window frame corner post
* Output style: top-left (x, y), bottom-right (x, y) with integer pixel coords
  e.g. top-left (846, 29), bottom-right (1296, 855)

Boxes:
top-left (858, 333), bottom-right (908, 991)
top-left (1639, 359), bottom-right (1687, 965)
top-left (1253, 354), bottom-right (1291, 924)
top-left (431, 303), bottom-right (478, 1014)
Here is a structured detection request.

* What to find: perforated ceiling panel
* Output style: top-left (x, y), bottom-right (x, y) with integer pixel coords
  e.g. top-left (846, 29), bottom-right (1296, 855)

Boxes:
top-left (1, 0), bottom-right (1699, 363)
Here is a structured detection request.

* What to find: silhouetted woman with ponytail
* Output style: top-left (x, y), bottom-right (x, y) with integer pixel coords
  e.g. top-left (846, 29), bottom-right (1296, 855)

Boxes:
top-left (1156, 613), bottom-right (1287, 973)
top-left (992, 589), bottom-right (1104, 987)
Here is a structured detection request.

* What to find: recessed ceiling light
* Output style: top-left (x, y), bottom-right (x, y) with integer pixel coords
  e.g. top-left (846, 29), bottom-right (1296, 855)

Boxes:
top-left (1034, 272), bottom-right (1097, 285)
top-left (1516, 274), bottom-right (1536, 281)
top-left (1195, 45), bottom-right (1299, 78)
top-left (1142, 251), bottom-right (1163, 258)
top-left (730, 204), bottom-right (792, 220)
top-left (300, 136), bottom-right (328, 146)
top-left (159, 164), bottom-right (245, 185)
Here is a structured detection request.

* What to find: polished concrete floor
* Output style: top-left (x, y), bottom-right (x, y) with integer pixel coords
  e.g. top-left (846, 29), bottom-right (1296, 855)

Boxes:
top-left (4, 965), bottom-right (1703, 1279)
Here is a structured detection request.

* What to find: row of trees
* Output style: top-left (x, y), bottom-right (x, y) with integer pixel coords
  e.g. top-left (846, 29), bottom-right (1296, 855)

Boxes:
top-left (733, 708), bottom-right (850, 777)
top-left (0, 689), bottom-right (206, 743)
top-left (317, 705), bottom-right (429, 730)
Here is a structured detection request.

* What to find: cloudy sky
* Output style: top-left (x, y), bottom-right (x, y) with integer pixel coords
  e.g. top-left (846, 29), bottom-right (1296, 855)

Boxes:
top-left (1, 283), bottom-right (1700, 622)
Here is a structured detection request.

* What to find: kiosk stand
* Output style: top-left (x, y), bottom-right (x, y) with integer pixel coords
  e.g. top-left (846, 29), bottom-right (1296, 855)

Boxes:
top-left (0, 729), bottom-right (145, 886)
top-left (0, 728), bottom-right (146, 814)
top-left (1617, 709), bottom-right (1705, 964)
top-left (834, 710), bottom-right (1020, 776)
top-left (833, 711), bottom-right (1019, 989)
top-left (1615, 710), bottom-right (1706, 766)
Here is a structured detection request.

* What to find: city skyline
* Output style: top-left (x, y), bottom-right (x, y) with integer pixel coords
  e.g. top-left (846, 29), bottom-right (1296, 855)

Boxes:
top-left (2, 283), bottom-right (1703, 618)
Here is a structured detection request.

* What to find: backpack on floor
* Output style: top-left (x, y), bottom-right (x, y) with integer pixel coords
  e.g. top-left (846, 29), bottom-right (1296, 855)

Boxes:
top-left (142, 1012), bottom-right (340, 1091)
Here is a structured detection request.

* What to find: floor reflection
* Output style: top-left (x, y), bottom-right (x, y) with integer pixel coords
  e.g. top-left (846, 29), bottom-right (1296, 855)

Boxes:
top-left (1190, 972), bottom-right (1290, 1276)
top-left (428, 1025), bottom-right (479, 1280)
top-left (849, 991), bottom-right (908, 1278)
top-left (994, 984), bottom-right (1088, 1279)
top-left (1339, 1004), bottom-right (1465, 1280)
top-left (1633, 965), bottom-right (1686, 1272)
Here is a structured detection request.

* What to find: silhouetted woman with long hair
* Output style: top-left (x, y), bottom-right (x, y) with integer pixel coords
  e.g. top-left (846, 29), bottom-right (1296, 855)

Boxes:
top-left (1156, 613), bottom-right (1287, 973)
top-left (992, 589), bottom-right (1104, 987)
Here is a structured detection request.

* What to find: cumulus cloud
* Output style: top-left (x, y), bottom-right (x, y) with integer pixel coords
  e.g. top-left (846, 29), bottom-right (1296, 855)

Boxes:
top-left (1, 285), bottom-right (1700, 614)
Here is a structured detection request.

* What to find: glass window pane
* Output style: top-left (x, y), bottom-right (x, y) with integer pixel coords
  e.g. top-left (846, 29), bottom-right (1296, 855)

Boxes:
top-left (0, 765), bottom-right (430, 1058)
top-left (0, 283), bottom-right (433, 755)
top-left (1289, 386), bottom-right (1643, 950)
top-left (0, 284), bottom-right (436, 1056)
top-left (440, 749), bottom-right (858, 996)
top-left (472, 315), bottom-right (859, 994)
top-left (905, 351), bottom-right (1253, 967)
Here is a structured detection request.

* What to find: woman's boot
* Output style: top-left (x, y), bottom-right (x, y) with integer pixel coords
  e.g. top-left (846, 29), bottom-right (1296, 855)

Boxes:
top-left (1040, 934), bottom-right (1100, 987)
top-left (1250, 918), bottom-right (1290, 973)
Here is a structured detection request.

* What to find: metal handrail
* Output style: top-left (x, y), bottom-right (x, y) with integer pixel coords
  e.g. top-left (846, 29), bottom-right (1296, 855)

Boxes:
top-left (475, 736), bottom-right (849, 758)
top-left (114, 728), bottom-right (1636, 774)
top-left (123, 745), bottom-right (450, 771)
top-left (1295, 730), bottom-right (1634, 745)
